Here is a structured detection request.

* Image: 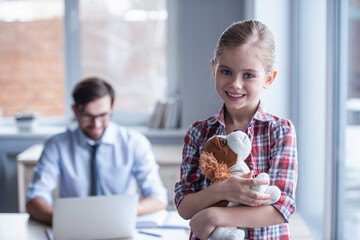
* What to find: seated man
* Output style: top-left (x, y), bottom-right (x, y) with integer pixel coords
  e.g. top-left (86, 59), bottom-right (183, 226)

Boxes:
top-left (26, 77), bottom-right (167, 224)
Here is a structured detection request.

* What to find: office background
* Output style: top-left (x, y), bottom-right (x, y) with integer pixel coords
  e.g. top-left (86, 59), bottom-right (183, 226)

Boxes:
top-left (0, 0), bottom-right (359, 239)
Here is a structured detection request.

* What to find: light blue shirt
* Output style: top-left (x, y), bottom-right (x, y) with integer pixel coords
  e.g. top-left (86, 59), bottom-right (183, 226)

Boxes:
top-left (26, 122), bottom-right (168, 206)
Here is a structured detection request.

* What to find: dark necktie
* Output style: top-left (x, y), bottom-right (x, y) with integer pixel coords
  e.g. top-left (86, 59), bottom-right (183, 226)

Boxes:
top-left (90, 144), bottom-right (100, 196)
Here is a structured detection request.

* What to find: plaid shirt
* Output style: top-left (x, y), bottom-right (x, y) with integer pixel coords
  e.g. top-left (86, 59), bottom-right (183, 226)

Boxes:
top-left (174, 103), bottom-right (298, 240)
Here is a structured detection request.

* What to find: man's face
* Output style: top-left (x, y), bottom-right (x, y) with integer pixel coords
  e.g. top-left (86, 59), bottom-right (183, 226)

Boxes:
top-left (72, 95), bottom-right (113, 141)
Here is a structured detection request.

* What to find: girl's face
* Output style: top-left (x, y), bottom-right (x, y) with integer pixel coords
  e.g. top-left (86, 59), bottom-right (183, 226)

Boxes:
top-left (212, 45), bottom-right (276, 114)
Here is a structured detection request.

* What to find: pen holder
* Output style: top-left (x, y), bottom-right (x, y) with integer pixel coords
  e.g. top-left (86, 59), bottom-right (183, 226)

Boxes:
top-left (15, 112), bottom-right (37, 132)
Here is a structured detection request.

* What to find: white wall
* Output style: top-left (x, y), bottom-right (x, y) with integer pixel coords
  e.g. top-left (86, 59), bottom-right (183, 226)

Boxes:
top-left (297, 1), bottom-right (327, 239)
top-left (254, 0), bottom-right (292, 120)
top-left (177, 0), bottom-right (245, 128)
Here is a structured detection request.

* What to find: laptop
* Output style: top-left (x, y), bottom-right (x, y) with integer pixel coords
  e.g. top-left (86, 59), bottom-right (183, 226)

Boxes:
top-left (52, 194), bottom-right (138, 240)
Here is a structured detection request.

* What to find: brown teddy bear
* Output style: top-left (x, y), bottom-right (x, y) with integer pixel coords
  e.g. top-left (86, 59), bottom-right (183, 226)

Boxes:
top-left (199, 130), bottom-right (281, 240)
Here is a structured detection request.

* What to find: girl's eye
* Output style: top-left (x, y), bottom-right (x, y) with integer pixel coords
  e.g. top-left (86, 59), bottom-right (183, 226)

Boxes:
top-left (220, 69), bottom-right (232, 76)
top-left (244, 73), bottom-right (254, 78)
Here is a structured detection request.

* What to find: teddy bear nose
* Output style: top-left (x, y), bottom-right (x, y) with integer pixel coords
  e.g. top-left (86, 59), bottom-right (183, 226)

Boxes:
top-left (221, 139), bottom-right (227, 145)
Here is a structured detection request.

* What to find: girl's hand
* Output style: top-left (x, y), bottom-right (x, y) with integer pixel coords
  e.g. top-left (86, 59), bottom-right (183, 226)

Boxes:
top-left (189, 207), bottom-right (218, 240)
top-left (217, 171), bottom-right (271, 206)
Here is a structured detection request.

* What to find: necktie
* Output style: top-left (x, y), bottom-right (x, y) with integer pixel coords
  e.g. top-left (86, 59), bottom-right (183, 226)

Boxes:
top-left (90, 144), bottom-right (100, 196)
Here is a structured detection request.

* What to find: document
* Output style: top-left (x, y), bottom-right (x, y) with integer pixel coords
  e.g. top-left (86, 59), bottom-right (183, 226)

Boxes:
top-left (136, 210), bottom-right (190, 229)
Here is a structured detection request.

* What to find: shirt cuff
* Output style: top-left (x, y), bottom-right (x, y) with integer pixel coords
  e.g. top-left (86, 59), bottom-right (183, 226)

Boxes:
top-left (26, 187), bottom-right (53, 206)
top-left (272, 193), bottom-right (296, 222)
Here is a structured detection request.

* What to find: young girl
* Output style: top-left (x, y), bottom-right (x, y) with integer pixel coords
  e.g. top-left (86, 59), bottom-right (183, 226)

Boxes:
top-left (174, 20), bottom-right (298, 240)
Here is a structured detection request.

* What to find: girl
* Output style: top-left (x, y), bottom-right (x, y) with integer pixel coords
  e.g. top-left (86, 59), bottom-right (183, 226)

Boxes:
top-left (174, 20), bottom-right (298, 240)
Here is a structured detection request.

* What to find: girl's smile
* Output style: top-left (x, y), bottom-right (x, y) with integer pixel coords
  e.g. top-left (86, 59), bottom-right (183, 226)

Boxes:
top-left (225, 91), bottom-right (246, 101)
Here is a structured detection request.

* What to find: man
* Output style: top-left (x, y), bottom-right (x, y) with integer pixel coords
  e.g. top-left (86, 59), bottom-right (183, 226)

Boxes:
top-left (26, 77), bottom-right (167, 224)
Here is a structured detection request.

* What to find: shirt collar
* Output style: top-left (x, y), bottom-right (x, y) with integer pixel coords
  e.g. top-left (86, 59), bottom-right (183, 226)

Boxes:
top-left (76, 122), bottom-right (117, 146)
top-left (209, 104), bottom-right (226, 128)
top-left (210, 101), bottom-right (272, 129)
top-left (252, 101), bottom-right (273, 122)
top-left (100, 122), bottom-right (117, 144)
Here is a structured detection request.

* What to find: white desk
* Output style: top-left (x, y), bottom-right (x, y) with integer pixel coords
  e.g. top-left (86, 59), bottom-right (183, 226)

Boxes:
top-left (0, 213), bottom-right (190, 240)
top-left (17, 144), bottom-right (47, 213)
top-left (0, 213), bottom-right (48, 240)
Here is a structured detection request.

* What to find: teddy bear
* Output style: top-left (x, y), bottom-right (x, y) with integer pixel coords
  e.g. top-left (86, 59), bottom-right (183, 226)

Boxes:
top-left (199, 130), bottom-right (281, 240)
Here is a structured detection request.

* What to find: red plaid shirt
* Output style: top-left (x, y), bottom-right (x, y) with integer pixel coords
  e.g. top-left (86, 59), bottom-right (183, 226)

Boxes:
top-left (175, 103), bottom-right (298, 240)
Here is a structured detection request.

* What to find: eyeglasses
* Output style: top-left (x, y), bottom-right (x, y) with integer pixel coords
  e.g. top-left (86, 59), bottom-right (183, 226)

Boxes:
top-left (77, 111), bottom-right (112, 123)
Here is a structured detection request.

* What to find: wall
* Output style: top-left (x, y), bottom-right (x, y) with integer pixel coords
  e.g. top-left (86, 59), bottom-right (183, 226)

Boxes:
top-left (0, 137), bottom-right (50, 212)
top-left (177, 0), bottom-right (245, 128)
top-left (297, 1), bottom-right (327, 239)
top-left (254, 0), bottom-right (292, 120)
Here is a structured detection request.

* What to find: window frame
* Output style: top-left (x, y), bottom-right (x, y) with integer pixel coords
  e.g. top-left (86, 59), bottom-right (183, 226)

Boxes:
top-left (293, 0), bottom-right (328, 239)
top-left (294, 0), bottom-right (350, 239)
top-left (64, 0), bottom-right (175, 126)
top-left (327, 0), bottom-right (352, 239)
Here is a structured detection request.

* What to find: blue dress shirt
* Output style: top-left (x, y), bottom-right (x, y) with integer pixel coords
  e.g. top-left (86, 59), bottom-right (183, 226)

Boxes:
top-left (26, 122), bottom-right (168, 206)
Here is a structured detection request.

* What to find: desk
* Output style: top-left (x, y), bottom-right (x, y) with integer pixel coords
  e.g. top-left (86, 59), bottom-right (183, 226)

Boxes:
top-left (0, 213), bottom-right (189, 240)
top-left (17, 144), bottom-right (48, 213)
top-left (17, 144), bottom-right (183, 213)
top-left (0, 213), bottom-right (48, 239)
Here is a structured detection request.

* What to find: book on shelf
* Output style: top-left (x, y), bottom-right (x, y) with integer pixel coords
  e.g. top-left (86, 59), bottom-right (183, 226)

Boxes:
top-left (136, 209), bottom-right (190, 229)
top-left (163, 95), bottom-right (182, 129)
top-left (148, 96), bottom-right (182, 129)
top-left (147, 99), bottom-right (167, 129)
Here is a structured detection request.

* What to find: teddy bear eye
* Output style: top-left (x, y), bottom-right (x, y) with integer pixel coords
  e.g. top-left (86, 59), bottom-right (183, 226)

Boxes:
top-left (221, 139), bottom-right (227, 145)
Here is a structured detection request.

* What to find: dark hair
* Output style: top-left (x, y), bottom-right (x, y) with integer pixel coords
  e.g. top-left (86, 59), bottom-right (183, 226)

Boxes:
top-left (72, 77), bottom-right (115, 109)
top-left (213, 20), bottom-right (275, 73)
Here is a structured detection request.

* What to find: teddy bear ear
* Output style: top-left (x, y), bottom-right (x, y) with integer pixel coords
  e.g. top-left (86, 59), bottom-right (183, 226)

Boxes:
top-left (199, 152), bottom-right (231, 182)
top-left (226, 131), bottom-right (252, 160)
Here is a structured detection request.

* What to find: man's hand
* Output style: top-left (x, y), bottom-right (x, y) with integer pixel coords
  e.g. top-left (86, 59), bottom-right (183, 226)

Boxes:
top-left (26, 197), bottom-right (53, 225)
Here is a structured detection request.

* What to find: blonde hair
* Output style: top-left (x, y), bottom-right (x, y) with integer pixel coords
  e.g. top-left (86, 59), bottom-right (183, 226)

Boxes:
top-left (213, 20), bottom-right (275, 73)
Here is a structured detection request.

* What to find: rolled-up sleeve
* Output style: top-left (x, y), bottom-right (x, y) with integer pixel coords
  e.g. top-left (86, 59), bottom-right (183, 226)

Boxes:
top-left (132, 133), bottom-right (168, 206)
top-left (269, 120), bottom-right (298, 222)
top-left (26, 139), bottom-right (60, 206)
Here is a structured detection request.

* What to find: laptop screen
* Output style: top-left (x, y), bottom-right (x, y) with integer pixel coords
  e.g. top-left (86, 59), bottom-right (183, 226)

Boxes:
top-left (53, 194), bottom-right (138, 240)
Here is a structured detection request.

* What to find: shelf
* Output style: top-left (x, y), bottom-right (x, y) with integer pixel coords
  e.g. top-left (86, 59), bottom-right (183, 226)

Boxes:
top-left (0, 123), bottom-right (186, 142)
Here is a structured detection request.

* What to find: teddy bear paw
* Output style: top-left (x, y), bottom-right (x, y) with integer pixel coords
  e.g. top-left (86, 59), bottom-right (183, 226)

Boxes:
top-left (265, 185), bottom-right (281, 204)
top-left (250, 172), bottom-right (269, 193)
top-left (226, 229), bottom-right (245, 240)
top-left (209, 227), bottom-right (245, 240)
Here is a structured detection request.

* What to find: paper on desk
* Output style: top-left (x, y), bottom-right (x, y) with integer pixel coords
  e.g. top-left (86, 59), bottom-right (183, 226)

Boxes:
top-left (136, 210), bottom-right (190, 229)
top-left (161, 211), bottom-right (190, 229)
top-left (136, 209), bottom-right (168, 228)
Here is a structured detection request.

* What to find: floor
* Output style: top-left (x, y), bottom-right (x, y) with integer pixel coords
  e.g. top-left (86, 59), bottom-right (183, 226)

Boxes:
top-left (289, 212), bottom-right (314, 240)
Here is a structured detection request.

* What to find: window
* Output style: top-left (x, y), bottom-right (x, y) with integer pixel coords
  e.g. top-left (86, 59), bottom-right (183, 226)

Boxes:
top-left (296, 0), bottom-right (360, 238)
top-left (0, 0), bottom-right (167, 125)
top-left (79, 0), bottom-right (167, 124)
top-left (342, 1), bottom-right (360, 239)
top-left (0, 0), bottom-right (65, 117)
